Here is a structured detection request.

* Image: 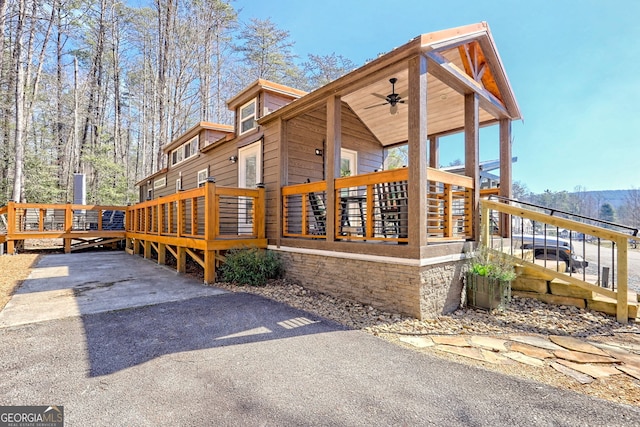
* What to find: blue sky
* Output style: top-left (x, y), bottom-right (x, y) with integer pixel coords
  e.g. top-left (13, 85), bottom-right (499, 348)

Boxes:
top-left (233, 0), bottom-right (640, 193)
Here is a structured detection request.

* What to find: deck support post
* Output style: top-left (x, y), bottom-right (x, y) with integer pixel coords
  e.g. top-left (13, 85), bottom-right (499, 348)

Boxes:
top-left (157, 243), bottom-right (166, 265)
top-left (64, 239), bottom-right (71, 254)
top-left (144, 239), bottom-right (152, 259)
top-left (204, 250), bottom-right (216, 284)
top-left (133, 238), bottom-right (141, 255)
top-left (177, 246), bottom-right (186, 273)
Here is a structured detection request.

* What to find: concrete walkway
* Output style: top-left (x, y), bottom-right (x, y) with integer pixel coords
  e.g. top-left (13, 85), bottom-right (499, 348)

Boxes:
top-left (0, 251), bottom-right (226, 327)
top-left (1, 252), bottom-right (639, 426)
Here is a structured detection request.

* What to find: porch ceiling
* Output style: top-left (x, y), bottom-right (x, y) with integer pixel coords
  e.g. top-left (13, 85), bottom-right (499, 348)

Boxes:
top-left (342, 48), bottom-right (496, 147)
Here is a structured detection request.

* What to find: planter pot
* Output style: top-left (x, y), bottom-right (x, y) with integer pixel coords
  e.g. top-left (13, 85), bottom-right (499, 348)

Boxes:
top-left (466, 272), bottom-right (511, 311)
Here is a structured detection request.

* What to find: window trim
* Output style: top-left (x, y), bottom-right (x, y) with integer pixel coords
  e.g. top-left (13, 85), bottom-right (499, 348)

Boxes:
top-left (197, 167), bottom-right (209, 187)
top-left (239, 98), bottom-right (257, 135)
top-left (153, 177), bottom-right (166, 189)
top-left (171, 136), bottom-right (199, 166)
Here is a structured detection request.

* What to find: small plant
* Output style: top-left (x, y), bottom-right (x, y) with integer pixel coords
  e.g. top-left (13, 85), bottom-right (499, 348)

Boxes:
top-left (219, 247), bottom-right (283, 286)
top-left (467, 246), bottom-right (516, 282)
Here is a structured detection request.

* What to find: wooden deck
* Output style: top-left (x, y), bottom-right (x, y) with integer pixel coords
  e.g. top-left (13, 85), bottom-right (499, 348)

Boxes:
top-left (0, 182), bottom-right (267, 283)
top-left (125, 181), bottom-right (266, 283)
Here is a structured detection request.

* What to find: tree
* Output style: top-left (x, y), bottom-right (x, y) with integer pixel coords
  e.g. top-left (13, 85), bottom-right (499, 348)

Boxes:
top-left (512, 181), bottom-right (530, 201)
top-left (299, 53), bottom-right (357, 91)
top-left (619, 188), bottom-right (640, 228)
top-left (235, 18), bottom-right (298, 85)
top-left (599, 203), bottom-right (615, 224)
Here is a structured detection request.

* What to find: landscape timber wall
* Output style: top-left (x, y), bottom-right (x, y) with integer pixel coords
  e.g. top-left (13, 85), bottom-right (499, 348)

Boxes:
top-left (273, 247), bottom-right (465, 319)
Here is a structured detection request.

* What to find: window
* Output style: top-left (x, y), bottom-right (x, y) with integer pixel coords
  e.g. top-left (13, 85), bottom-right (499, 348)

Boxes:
top-left (197, 167), bottom-right (209, 187)
top-left (153, 177), bottom-right (166, 189)
top-left (176, 178), bottom-right (182, 192)
top-left (170, 136), bottom-right (198, 166)
top-left (147, 188), bottom-right (153, 200)
top-left (239, 99), bottom-right (257, 135)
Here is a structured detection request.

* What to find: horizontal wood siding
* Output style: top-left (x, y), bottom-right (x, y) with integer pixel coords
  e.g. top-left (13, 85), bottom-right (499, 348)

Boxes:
top-left (341, 104), bottom-right (384, 173)
top-left (287, 106), bottom-right (326, 185)
top-left (264, 92), bottom-right (297, 116)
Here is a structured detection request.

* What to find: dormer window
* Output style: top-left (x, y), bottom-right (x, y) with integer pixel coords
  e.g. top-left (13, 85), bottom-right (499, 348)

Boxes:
top-left (170, 136), bottom-right (199, 166)
top-left (239, 99), bottom-right (257, 135)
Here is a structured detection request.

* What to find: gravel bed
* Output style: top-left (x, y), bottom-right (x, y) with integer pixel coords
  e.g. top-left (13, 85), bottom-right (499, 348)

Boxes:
top-left (212, 279), bottom-right (640, 338)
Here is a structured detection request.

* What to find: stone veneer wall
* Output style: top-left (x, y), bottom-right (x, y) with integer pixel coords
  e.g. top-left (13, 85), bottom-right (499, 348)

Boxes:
top-left (274, 248), bottom-right (466, 320)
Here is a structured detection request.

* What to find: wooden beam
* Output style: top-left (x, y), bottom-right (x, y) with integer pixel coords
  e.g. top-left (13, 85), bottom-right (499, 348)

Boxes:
top-left (465, 93), bottom-right (480, 240)
top-left (426, 51), bottom-right (509, 120)
top-left (407, 54), bottom-right (428, 248)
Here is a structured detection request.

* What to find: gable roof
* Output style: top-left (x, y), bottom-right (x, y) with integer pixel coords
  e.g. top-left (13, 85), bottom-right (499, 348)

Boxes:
top-left (261, 22), bottom-right (521, 146)
top-left (226, 79), bottom-right (307, 110)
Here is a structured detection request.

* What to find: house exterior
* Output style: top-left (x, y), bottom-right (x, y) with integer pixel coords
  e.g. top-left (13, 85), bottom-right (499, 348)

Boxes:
top-left (135, 22), bottom-right (522, 319)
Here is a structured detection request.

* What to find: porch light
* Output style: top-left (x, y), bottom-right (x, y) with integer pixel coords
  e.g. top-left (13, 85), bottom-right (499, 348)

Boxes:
top-left (229, 155), bottom-right (238, 163)
top-left (315, 149), bottom-right (323, 156)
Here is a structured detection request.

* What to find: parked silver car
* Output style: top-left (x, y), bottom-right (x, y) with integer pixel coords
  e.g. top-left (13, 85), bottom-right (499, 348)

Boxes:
top-left (515, 235), bottom-right (588, 272)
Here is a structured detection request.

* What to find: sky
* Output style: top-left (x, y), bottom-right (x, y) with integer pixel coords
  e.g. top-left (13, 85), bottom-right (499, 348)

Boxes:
top-left (232, 0), bottom-right (640, 194)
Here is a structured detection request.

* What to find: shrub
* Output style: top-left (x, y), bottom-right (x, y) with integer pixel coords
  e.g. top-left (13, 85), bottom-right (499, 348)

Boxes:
top-left (467, 246), bottom-right (517, 282)
top-left (219, 247), bottom-right (283, 286)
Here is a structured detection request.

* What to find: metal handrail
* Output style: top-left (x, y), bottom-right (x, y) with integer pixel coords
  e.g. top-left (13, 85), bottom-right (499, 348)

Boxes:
top-left (488, 195), bottom-right (639, 236)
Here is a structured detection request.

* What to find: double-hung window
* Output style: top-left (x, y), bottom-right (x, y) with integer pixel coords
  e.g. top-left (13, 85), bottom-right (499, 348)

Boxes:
top-left (239, 99), bottom-right (257, 135)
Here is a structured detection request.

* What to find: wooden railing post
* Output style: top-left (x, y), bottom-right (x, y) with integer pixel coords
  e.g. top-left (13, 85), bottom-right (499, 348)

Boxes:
top-left (6, 201), bottom-right (15, 254)
top-left (204, 179), bottom-right (217, 241)
top-left (480, 201), bottom-right (490, 247)
top-left (64, 202), bottom-right (73, 253)
top-left (444, 183), bottom-right (453, 237)
top-left (255, 184), bottom-right (265, 239)
top-left (616, 237), bottom-right (629, 323)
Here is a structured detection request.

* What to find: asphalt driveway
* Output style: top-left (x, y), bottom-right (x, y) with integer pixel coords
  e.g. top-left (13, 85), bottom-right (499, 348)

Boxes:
top-left (0, 252), bottom-right (638, 426)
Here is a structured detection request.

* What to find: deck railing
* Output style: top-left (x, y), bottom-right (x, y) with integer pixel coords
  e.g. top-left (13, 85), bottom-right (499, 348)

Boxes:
top-left (481, 197), bottom-right (637, 323)
top-left (126, 181), bottom-right (265, 242)
top-left (281, 167), bottom-right (479, 243)
top-left (0, 202), bottom-right (127, 253)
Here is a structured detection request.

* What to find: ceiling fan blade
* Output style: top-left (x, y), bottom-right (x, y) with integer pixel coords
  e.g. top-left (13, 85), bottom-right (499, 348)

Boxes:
top-left (364, 102), bottom-right (389, 110)
top-left (371, 93), bottom-right (389, 101)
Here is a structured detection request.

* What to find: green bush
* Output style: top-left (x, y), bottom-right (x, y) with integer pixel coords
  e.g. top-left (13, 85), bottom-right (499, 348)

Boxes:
top-left (220, 247), bottom-right (284, 286)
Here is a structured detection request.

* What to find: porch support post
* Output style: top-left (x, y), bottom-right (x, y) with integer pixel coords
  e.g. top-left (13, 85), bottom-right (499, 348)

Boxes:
top-left (499, 118), bottom-right (512, 237)
top-left (276, 118), bottom-right (287, 247)
top-left (325, 95), bottom-right (341, 242)
top-left (407, 54), bottom-right (428, 248)
top-left (428, 136), bottom-right (439, 169)
top-left (464, 93), bottom-right (480, 241)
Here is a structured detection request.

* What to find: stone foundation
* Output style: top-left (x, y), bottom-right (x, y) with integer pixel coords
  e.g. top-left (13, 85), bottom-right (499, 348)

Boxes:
top-left (272, 246), bottom-right (466, 319)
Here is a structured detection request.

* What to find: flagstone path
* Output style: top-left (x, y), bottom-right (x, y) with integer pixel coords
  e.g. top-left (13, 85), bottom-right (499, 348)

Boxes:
top-left (399, 333), bottom-right (640, 384)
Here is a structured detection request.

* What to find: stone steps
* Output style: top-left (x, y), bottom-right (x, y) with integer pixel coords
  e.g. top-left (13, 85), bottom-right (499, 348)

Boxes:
top-left (512, 267), bottom-right (638, 320)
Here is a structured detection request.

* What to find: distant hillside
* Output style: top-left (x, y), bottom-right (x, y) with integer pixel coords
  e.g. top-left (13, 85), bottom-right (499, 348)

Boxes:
top-left (569, 190), bottom-right (631, 209)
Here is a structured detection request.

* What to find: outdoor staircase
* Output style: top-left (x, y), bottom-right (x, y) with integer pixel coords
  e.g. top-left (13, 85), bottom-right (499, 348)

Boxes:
top-left (513, 264), bottom-right (638, 321)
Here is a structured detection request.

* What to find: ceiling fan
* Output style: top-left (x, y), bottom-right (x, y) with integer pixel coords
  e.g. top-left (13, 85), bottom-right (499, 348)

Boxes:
top-left (366, 78), bottom-right (407, 115)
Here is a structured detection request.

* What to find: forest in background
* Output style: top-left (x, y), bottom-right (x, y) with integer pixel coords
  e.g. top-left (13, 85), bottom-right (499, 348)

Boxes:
top-left (0, 0), bottom-right (357, 206)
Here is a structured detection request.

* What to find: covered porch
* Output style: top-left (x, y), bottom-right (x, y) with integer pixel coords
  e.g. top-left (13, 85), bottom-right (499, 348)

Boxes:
top-left (263, 22), bottom-right (520, 260)
top-left (259, 23), bottom-right (521, 318)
